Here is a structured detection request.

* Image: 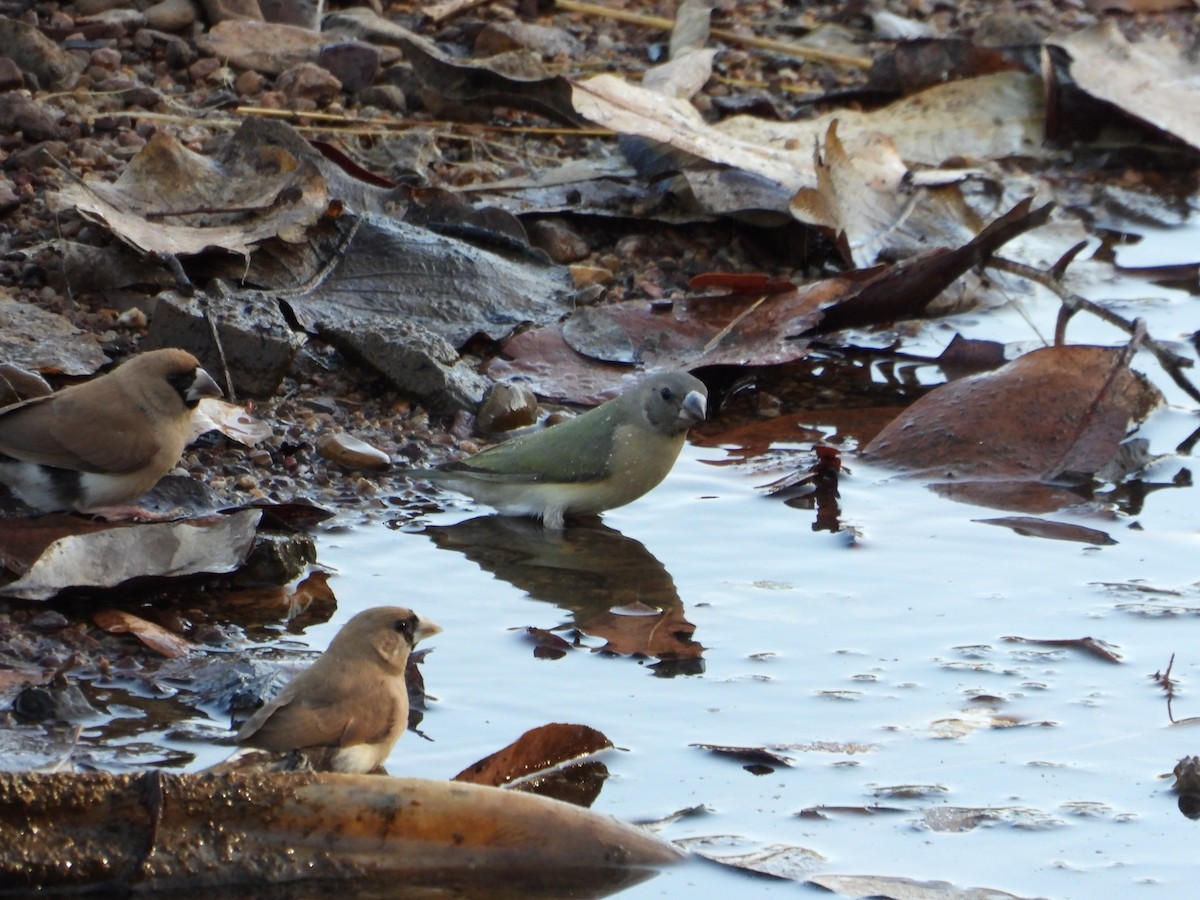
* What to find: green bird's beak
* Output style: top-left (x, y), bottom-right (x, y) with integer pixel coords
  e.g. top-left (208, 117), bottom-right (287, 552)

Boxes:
top-left (680, 390), bottom-right (707, 423)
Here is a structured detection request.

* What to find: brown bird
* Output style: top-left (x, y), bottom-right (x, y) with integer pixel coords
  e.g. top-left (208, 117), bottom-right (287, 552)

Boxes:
top-left (0, 348), bottom-right (222, 516)
top-left (231, 606), bottom-right (442, 774)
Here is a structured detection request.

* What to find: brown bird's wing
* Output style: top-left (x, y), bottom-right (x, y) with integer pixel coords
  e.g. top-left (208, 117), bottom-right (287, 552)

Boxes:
top-left (238, 671), bottom-right (402, 753)
top-left (0, 390), bottom-right (165, 474)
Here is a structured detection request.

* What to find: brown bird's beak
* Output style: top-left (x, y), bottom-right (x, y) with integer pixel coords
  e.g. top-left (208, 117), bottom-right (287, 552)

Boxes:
top-left (679, 389), bottom-right (707, 423)
top-left (413, 615), bottom-right (443, 643)
top-left (188, 367), bottom-right (224, 403)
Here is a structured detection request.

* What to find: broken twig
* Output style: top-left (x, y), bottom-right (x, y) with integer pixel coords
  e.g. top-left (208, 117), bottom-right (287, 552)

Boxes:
top-left (988, 255), bottom-right (1200, 405)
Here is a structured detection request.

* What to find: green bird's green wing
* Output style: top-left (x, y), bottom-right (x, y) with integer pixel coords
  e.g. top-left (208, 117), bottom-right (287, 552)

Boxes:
top-left (442, 402), bottom-right (624, 484)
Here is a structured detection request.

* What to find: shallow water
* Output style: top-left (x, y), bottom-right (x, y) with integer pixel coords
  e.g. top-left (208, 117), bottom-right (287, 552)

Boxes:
top-left (278, 230), bottom-right (1200, 897)
top-left (15, 228), bottom-right (1200, 897)
top-left (183, 242), bottom-right (1200, 897)
top-left (261, 381), bottom-right (1199, 899)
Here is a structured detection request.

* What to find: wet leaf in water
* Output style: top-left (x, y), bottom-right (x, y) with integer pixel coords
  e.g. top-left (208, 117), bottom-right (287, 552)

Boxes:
top-left (453, 722), bottom-right (613, 789)
top-left (504, 759), bottom-right (611, 809)
top-left (932, 482), bottom-right (1094, 514)
top-left (524, 625), bottom-right (574, 660)
top-left (675, 834), bottom-right (825, 880)
top-left (919, 805), bottom-right (1065, 833)
top-left (637, 804), bottom-right (712, 830)
top-left (975, 516), bottom-right (1117, 546)
top-left (92, 610), bottom-right (194, 659)
top-left (930, 706), bottom-right (1054, 739)
top-left (810, 872), bottom-right (1038, 898)
top-left (689, 744), bottom-right (795, 767)
top-left (863, 344), bottom-right (1162, 486)
top-left (794, 805), bottom-right (907, 819)
top-left (1002, 635), bottom-right (1123, 664)
top-left (870, 784), bottom-right (950, 800)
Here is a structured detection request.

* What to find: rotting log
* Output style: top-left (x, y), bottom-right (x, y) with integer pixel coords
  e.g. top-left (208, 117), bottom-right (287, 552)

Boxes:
top-left (0, 770), bottom-right (682, 897)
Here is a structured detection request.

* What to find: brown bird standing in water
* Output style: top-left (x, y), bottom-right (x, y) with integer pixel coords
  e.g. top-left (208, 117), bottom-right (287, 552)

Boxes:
top-left (222, 606), bottom-right (442, 774)
top-left (0, 348), bottom-right (222, 516)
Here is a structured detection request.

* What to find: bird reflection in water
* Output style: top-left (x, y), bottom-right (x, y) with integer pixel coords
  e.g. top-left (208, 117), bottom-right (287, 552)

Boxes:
top-left (424, 515), bottom-right (704, 677)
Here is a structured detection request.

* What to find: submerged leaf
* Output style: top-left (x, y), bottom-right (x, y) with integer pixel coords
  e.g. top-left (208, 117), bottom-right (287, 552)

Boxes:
top-left (810, 872), bottom-right (1038, 898)
top-left (1002, 635), bottom-right (1123, 663)
top-left (975, 516), bottom-right (1118, 546)
top-left (676, 834), bottom-right (824, 880)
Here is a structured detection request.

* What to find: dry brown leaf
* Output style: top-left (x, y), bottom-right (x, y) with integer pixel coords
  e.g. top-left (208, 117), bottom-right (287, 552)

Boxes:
top-left (791, 121), bottom-right (982, 267)
top-left (191, 399), bottom-right (273, 446)
top-left (48, 128), bottom-right (328, 258)
top-left (717, 71), bottom-right (1047, 174)
top-left (1050, 22), bottom-right (1200, 151)
top-left (92, 609), bottom-right (194, 658)
top-left (0, 510), bottom-right (262, 602)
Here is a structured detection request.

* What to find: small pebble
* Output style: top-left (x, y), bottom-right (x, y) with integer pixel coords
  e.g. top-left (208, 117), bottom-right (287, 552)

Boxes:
top-left (476, 381), bottom-right (539, 433)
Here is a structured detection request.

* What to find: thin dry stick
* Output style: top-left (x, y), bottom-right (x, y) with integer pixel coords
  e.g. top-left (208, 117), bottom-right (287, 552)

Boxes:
top-left (234, 106), bottom-right (612, 137)
top-left (701, 295), bottom-right (768, 355)
top-left (554, 0), bottom-right (873, 69)
top-left (988, 255), bottom-right (1200, 406)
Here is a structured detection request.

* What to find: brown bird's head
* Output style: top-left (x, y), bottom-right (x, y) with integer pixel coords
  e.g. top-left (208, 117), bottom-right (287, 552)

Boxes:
top-left (329, 606), bottom-right (443, 676)
top-left (123, 349), bottom-right (222, 410)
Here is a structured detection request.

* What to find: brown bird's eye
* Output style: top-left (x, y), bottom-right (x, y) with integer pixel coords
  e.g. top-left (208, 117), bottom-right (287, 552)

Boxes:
top-left (393, 618), bottom-right (412, 634)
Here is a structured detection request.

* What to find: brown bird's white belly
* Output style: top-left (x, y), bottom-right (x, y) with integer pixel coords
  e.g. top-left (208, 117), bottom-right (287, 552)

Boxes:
top-left (329, 742), bottom-right (390, 773)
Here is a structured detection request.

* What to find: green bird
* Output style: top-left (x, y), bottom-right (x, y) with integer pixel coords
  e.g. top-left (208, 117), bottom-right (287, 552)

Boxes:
top-left (413, 372), bottom-right (708, 530)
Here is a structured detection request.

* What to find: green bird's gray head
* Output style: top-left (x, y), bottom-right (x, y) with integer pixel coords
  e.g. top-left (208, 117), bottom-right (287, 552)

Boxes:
top-left (635, 372), bottom-right (708, 436)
